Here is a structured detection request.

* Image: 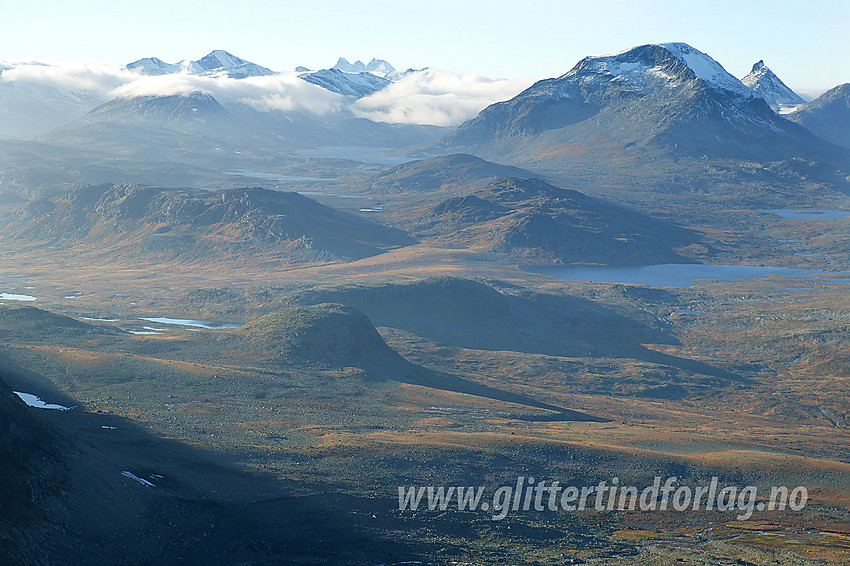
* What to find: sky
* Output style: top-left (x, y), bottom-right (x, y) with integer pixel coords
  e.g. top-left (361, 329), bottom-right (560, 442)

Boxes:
top-left (2, 0), bottom-right (848, 92)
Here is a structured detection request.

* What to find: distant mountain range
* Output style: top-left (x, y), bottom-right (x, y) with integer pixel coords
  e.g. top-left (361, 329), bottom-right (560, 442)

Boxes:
top-left (0, 50), bottom-right (408, 138)
top-left (125, 49), bottom-right (274, 78)
top-left (124, 50), bottom-right (400, 97)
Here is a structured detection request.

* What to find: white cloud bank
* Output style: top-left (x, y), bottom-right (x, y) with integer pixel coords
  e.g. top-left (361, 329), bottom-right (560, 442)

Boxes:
top-left (0, 59), bottom-right (531, 137)
top-left (353, 69), bottom-right (531, 126)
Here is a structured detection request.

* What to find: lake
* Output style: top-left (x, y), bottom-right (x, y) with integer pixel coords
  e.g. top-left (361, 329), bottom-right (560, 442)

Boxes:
top-left (760, 209), bottom-right (850, 220)
top-left (294, 146), bottom-right (419, 165)
top-left (224, 170), bottom-right (337, 182)
top-left (535, 263), bottom-right (849, 288)
top-left (0, 292), bottom-right (37, 301)
top-left (139, 317), bottom-right (242, 329)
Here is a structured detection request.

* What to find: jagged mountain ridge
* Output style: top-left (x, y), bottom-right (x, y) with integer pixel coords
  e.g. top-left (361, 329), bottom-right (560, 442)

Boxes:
top-left (332, 57), bottom-right (396, 77)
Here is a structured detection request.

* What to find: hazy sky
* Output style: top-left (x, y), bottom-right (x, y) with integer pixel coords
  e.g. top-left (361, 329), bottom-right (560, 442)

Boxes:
top-left (2, 0), bottom-right (848, 91)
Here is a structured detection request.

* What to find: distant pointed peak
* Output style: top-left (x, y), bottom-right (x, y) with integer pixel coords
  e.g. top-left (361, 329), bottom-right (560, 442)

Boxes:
top-left (741, 59), bottom-right (805, 107)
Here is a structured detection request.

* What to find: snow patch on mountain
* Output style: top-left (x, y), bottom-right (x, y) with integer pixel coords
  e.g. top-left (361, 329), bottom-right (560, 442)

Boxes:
top-left (658, 42), bottom-right (754, 97)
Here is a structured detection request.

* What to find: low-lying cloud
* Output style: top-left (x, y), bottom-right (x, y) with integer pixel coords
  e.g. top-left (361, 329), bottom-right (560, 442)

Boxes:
top-left (111, 73), bottom-right (347, 116)
top-left (0, 59), bottom-right (530, 136)
top-left (353, 69), bottom-right (531, 126)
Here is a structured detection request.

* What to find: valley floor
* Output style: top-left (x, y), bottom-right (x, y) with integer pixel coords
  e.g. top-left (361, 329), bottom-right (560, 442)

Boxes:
top-left (2, 225), bottom-right (849, 564)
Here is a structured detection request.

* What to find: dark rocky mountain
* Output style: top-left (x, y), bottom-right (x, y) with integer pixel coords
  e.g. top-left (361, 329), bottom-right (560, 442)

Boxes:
top-left (367, 153), bottom-right (540, 194)
top-left (788, 84), bottom-right (850, 149)
top-left (415, 177), bottom-right (699, 264)
top-left (740, 60), bottom-right (805, 110)
top-left (444, 43), bottom-right (845, 164)
top-left (2, 184), bottom-right (415, 262)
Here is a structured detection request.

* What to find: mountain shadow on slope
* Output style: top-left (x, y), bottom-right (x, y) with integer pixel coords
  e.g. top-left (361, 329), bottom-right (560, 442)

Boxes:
top-left (232, 302), bottom-right (603, 419)
top-left (281, 276), bottom-right (741, 382)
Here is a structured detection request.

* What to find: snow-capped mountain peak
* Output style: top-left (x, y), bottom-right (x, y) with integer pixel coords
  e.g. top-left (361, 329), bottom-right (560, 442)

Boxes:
top-left (125, 57), bottom-right (181, 76)
top-left (561, 43), bottom-right (754, 100)
top-left (188, 50), bottom-right (274, 78)
top-left (193, 50), bottom-right (246, 72)
top-left (124, 51), bottom-right (274, 79)
top-left (365, 58), bottom-right (395, 76)
top-left (741, 59), bottom-right (805, 110)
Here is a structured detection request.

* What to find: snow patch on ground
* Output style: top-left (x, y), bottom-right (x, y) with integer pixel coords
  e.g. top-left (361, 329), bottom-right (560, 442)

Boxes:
top-left (14, 391), bottom-right (71, 410)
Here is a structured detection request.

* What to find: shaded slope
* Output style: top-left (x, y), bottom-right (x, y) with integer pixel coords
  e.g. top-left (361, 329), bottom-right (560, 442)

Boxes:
top-left (285, 276), bottom-right (666, 357)
top-left (233, 303), bottom-right (602, 419)
top-left (282, 277), bottom-right (741, 383)
top-left (0, 374), bottom-right (66, 534)
top-left (788, 84), bottom-right (850, 149)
